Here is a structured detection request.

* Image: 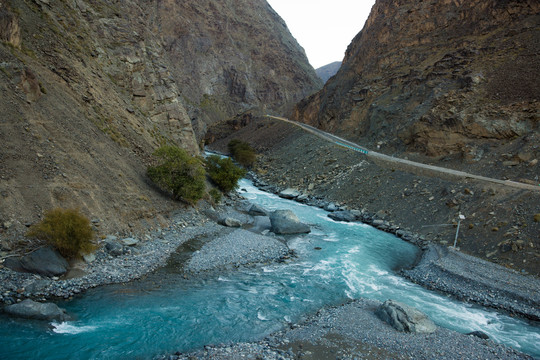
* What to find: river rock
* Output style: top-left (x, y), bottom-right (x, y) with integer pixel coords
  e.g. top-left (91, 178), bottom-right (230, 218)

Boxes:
top-left (324, 202), bottom-right (338, 212)
top-left (270, 210), bottom-right (310, 235)
top-left (467, 331), bottom-right (490, 339)
top-left (83, 252), bottom-right (96, 263)
top-left (249, 216), bottom-right (272, 234)
top-left (121, 237), bottom-right (139, 246)
top-left (375, 300), bottom-right (437, 334)
top-left (219, 217), bottom-right (243, 227)
top-left (4, 299), bottom-right (69, 321)
top-left (279, 188), bottom-right (301, 199)
top-left (104, 240), bottom-right (124, 256)
top-left (328, 210), bottom-right (356, 222)
top-left (19, 246), bottom-right (69, 277)
top-left (248, 204), bottom-right (268, 216)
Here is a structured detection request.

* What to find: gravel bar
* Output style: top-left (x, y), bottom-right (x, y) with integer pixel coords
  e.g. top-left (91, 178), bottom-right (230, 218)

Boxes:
top-left (184, 228), bottom-right (290, 273)
top-left (160, 298), bottom-right (532, 360)
top-left (402, 245), bottom-right (540, 320)
top-left (0, 211), bottom-right (222, 303)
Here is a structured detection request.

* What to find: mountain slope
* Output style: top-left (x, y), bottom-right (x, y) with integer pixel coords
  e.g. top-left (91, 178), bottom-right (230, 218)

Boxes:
top-left (0, 0), bottom-right (320, 239)
top-left (156, 0), bottom-right (322, 136)
top-left (293, 0), bottom-right (539, 182)
top-left (316, 61), bottom-right (341, 83)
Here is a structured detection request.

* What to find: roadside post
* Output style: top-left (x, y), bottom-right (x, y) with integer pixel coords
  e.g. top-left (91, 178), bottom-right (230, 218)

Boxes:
top-left (453, 214), bottom-right (465, 248)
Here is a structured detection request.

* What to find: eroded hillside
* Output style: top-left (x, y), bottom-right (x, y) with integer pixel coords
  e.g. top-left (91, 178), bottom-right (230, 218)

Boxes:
top-left (293, 0), bottom-right (539, 183)
top-left (0, 0), bottom-right (320, 241)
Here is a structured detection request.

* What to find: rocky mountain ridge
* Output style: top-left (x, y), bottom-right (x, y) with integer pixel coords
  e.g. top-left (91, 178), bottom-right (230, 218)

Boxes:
top-left (0, 0), bottom-right (320, 241)
top-left (315, 61), bottom-right (341, 83)
top-left (293, 0), bottom-right (539, 184)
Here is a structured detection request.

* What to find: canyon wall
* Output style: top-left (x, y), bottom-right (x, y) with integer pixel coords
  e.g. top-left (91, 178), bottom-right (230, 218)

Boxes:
top-left (0, 0), bottom-right (320, 236)
top-left (293, 0), bottom-right (539, 168)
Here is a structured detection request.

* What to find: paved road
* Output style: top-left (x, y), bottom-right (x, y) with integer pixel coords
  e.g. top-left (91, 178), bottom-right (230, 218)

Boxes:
top-left (266, 115), bottom-right (540, 192)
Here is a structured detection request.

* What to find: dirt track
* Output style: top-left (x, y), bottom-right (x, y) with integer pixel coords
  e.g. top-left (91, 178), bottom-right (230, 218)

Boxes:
top-left (266, 116), bottom-right (540, 192)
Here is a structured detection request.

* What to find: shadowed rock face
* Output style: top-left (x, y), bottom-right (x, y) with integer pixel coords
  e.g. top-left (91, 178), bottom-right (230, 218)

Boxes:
top-left (293, 0), bottom-right (539, 159)
top-left (0, 3), bottom-right (21, 47)
top-left (157, 0), bottom-right (322, 137)
top-left (0, 0), bottom-right (320, 236)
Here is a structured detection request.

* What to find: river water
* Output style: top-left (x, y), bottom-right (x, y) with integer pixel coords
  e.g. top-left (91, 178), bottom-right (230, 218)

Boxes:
top-left (1, 179), bottom-right (539, 359)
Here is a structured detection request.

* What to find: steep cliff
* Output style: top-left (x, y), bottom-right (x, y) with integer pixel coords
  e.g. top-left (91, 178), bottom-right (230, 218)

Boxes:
top-left (0, 0), bottom-right (320, 238)
top-left (156, 0), bottom-right (322, 137)
top-left (293, 0), bottom-right (539, 178)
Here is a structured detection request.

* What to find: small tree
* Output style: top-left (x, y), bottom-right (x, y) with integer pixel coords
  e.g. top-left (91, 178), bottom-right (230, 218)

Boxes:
top-left (27, 208), bottom-right (95, 259)
top-left (206, 155), bottom-right (246, 193)
top-left (228, 139), bottom-right (256, 167)
top-left (147, 145), bottom-right (206, 203)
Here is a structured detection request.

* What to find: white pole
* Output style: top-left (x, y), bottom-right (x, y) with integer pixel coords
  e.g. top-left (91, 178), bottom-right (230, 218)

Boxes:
top-left (453, 220), bottom-right (461, 248)
top-left (453, 214), bottom-right (465, 248)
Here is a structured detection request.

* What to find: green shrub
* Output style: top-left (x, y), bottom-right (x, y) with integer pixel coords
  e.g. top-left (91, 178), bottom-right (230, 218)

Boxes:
top-left (209, 188), bottom-right (222, 204)
top-left (206, 155), bottom-right (246, 193)
top-left (228, 139), bottom-right (257, 167)
top-left (147, 146), bottom-right (206, 203)
top-left (26, 208), bottom-right (95, 259)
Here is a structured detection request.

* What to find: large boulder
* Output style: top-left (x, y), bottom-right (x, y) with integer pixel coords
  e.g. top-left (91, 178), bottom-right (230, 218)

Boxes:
top-left (279, 188), bottom-right (301, 199)
top-left (104, 239), bottom-right (125, 256)
top-left (19, 246), bottom-right (69, 277)
top-left (328, 210), bottom-right (357, 222)
top-left (375, 300), bottom-right (437, 334)
top-left (270, 210), bottom-right (310, 235)
top-left (219, 217), bottom-right (243, 228)
top-left (4, 299), bottom-right (69, 321)
top-left (248, 204), bottom-right (268, 216)
top-left (249, 216), bottom-right (272, 234)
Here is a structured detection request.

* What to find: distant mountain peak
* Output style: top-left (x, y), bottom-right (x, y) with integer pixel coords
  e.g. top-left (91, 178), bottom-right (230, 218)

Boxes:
top-left (316, 61), bottom-right (342, 83)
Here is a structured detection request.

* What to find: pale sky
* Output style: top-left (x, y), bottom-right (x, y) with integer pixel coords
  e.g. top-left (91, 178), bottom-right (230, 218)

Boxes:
top-left (266, 0), bottom-right (376, 69)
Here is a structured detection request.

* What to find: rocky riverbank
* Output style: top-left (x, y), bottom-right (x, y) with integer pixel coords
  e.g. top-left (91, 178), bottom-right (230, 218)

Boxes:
top-left (184, 228), bottom-right (290, 273)
top-left (1, 181), bottom-right (538, 359)
top-left (0, 206), bottom-right (219, 304)
top-left (402, 245), bottom-right (540, 321)
top-left (206, 118), bottom-right (540, 277)
top-left (238, 171), bottom-right (540, 321)
top-left (159, 298), bottom-right (533, 360)
top-left (0, 191), bottom-right (305, 306)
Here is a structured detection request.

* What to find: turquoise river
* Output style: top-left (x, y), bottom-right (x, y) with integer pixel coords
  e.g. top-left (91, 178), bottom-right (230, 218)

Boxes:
top-left (1, 179), bottom-right (539, 359)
